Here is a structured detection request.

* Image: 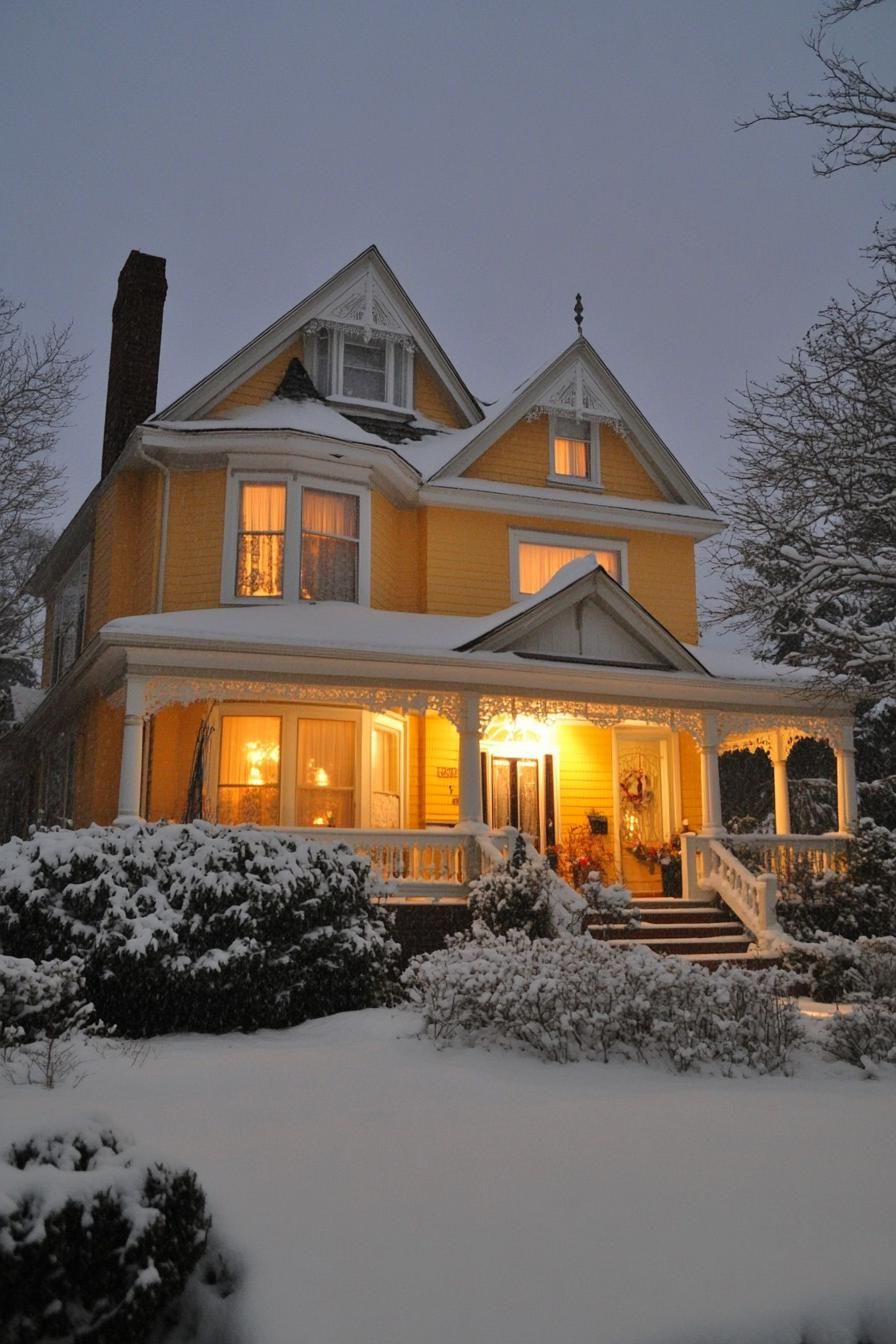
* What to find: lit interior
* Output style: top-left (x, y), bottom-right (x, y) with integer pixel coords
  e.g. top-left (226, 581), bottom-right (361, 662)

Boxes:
top-left (518, 541), bottom-right (621, 594)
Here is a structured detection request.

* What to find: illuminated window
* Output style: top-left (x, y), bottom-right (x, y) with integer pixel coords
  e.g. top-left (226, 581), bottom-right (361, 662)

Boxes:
top-left (306, 328), bottom-right (412, 408)
top-left (511, 529), bottom-right (626, 598)
top-left (217, 715), bottom-right (282, 826)
top-left (297, 718), bottom-right (356, 827)
top-left (371, 724), bottom-right (401, 828)
top-left (301, 489), bottom-right (359, 603)
top-left (236, 483), bottom-right (286, 597)
top-left (549, 416), bottom-right (600, 485)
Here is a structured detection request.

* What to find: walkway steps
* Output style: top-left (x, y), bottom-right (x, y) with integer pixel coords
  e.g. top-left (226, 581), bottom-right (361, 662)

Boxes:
top-left (586, 894), bottom-right (778, 967)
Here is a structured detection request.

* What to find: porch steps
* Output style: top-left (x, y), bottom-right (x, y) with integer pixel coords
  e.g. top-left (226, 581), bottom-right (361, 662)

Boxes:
top-left (587, 895), bottom-right (776, 966)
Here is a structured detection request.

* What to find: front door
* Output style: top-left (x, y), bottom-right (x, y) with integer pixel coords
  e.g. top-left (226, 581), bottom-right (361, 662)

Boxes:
top-left (489, 755), bottom-right (540, 840)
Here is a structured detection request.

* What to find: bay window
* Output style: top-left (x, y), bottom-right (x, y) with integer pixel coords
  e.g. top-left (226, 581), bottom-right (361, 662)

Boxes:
top-left (217, 715), bottom-right (282, 826)
top-left (227, 474), bottom-right (368, 605)
top-left (510, 528), bottom-right (627, 598)
top-left (296, 718), bottom-right (356, 827)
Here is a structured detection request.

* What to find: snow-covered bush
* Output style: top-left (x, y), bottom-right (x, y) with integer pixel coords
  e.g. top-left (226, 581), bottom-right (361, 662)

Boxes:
top-left (783, 936), bottom-right (896, 1003)
top-left (0, 822), bottom-right (399, 1036)
top-left (468, 834), bottom-right (557, 939)
top-left (0, 953), bottom-right (99, 1086)
top-left (404, 929), bottom-right (802, 1074)
top-left (776, 820), bottom-right (896, 941)
top-left (822, 999), bottom-right (896, 1067)
top-left (580, 878), bottom-right (640, 938)
top-left (0, 1120), bottom-right (210, 1343)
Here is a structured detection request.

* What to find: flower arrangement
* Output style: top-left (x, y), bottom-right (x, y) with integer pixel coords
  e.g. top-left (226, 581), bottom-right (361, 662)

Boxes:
top-left (619, 767), bottom-right (654, 810)
top-left (626, 835), bottom-right (681, 871)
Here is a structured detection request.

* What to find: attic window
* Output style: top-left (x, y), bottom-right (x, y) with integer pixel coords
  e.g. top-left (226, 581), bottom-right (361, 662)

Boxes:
top-left (549, 415), bottom-right (601, 486)
top-left (306, 327), bottom-right (412, 409)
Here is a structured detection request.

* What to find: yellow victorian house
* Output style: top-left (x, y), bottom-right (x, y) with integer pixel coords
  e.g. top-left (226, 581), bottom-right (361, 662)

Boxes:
top-left (3, 246), bottom-right (858, 950)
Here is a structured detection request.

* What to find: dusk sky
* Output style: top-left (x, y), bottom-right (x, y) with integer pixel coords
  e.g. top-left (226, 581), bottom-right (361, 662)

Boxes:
top-left (3, 0), bottom-right (894, 620)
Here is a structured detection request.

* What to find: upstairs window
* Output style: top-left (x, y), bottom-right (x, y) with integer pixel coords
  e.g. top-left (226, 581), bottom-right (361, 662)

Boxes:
top-left (510, 529), bottom-right (627, 598)
top-left (226, 475), bottom-right (369, 605)
top-left (549, 416), bottom-right (601, 486)
top-left (306, 327), bottom-right (413, 409)
top-left (236, 483), bottom-right (286, 597)
top-left (51, 549), bottom-right (90, 684)
top-left (300, 489), bottom-right (359, 603)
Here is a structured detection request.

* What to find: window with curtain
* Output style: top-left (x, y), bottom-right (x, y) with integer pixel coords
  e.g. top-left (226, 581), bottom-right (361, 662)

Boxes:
top-left (217, 716), bottom-right (282, 826)
top-left (236, 483), bottom-right (286, 597)
top-left (551, 417), bottom-right (598, 481)
top-left (301, 489), bottom-right (359, 602)
top-left (296, 719), bottom-right (356, 827)
top-left (517, 541), bottom-right (621, 595)
top-left (371, 725), bottom-right (400, 827)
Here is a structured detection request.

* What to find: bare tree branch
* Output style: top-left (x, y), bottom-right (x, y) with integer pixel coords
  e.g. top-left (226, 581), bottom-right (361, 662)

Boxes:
top-left (737, 0), bottom-right (896, 175)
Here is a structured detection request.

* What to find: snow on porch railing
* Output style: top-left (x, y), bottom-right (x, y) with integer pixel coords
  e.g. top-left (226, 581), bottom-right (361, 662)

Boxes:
top-left (725, 833), bottom-right (849, 883)
top-left (283, 827), bottom-right (477, 893)
top-left (682, 833), bottom-right (789, 952)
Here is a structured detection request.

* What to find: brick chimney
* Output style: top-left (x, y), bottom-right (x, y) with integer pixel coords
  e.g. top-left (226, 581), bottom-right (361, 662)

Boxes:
top-left (101, 250), bottom-right (167, 478)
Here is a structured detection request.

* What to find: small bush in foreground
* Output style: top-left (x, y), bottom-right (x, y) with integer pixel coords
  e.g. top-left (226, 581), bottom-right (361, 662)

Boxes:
top-left (468, 834), bottom-right (557, 939)
top-left (0, 1120), bottom-right (210, 1344)
top-left (0, 822), bottom-right (399, 1035)
top-left (0, 953), bottom-right (99, 1086)
top-left (823, 999), bottom-right (896, 1067)
top-left (404, 928), bottom-right (802, 1074)
top-left (776, 820), bottom-right (896, 941)
top-left (580, 878), bottom-right (640, 938)
top-left (783, 937), bottom-right (896, 1003)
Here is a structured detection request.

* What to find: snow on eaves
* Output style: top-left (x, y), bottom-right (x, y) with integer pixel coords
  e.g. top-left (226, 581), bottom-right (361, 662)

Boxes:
top-left (152, 399), bottom-right (395, 450)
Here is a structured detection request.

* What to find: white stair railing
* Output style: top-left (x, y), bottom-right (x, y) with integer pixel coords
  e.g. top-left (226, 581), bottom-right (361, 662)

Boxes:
top-left (681, 833), bottom-right (791, 952)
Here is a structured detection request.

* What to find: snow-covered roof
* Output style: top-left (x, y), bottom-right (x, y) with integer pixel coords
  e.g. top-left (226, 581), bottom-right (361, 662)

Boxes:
top-left (154, 398), bottom-right (396, 450)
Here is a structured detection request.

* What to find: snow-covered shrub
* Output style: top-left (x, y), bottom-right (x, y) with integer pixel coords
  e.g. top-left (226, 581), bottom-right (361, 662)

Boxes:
top-left (404, 929), bottom-right (802, 1074)
top-left (0, 822), bottom-right (399, 1036)
top-left (822, 999), bottom-right (896, 1067)
top-left (776, 820), bottom-right (896, 941)
top-left (783, 936), bottom-right (896, 1003)
top-left (0, 1119), bottom-right (210, 1344)
top-left (0, 954), bottom-right (98, 1086)
top-left (580, 878), bottom-right (640, 939)
top-left (468, 834), bottom-right (557, 940)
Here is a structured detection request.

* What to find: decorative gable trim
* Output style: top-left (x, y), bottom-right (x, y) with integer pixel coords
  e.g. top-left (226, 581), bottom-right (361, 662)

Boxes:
top-left (432, 339), bottom-right (715, 512)
top-left (458, 564), bottom-right (709, 675)
top-left (153, 246), bottom-right (481, 427)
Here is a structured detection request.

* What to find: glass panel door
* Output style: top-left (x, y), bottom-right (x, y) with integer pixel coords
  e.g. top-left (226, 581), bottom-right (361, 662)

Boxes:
top-left (371, 724), bottom-right (400, 828)
top-left (489, 756), bottom-right (541, 843)
top-left (516, 759), bottom-right (540, 838)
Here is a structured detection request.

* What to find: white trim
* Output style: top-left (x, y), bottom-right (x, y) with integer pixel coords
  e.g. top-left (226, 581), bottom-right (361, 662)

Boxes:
top-left (548, 414), bottom-right (602, 488)
top-left (220, 470), bottom-right (371, 607)
top-left (509, 527), bottom-right (630, 600)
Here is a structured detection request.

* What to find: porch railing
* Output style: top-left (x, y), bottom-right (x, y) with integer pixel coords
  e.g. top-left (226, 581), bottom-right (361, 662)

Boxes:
top-left (283, 826), bottom-right (480, 897)
top-left (724, 833), bottom-right (849, 882)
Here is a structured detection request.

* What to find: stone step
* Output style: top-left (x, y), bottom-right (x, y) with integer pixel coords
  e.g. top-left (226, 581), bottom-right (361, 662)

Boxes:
top-left (592, 921), bottom-right (744, 941)
top-left (607, 935), bottom-right (755, 957)
top-left (625, 907), bottom-right (739, 926)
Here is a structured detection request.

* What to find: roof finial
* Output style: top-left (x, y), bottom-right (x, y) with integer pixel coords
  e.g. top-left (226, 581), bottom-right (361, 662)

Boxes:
top-left (574, 293), bottom-right (584, 336)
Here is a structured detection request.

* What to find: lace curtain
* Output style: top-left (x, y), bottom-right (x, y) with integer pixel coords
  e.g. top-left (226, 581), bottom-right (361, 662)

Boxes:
top-left (236, 484), bottom-right (286, 597)
top-left (301, 490), bottom-right (359, 602)
top-left (217, 715), bottom-right (282, 825)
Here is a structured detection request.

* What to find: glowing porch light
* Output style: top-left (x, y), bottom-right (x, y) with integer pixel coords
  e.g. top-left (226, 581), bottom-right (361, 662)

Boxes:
top-left (482, 713), bottom-right (550, 748)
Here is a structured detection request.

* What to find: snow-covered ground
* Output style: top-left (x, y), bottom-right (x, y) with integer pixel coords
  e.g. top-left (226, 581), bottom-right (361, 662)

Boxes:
top-left (2, 1007), bottom-right (895, 1344)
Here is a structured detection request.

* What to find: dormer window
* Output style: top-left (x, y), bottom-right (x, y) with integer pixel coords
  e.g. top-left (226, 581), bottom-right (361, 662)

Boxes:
top-left (306, 327), bottom-right (413, 410)
top-left (549, 415), bottom-right (601, 486)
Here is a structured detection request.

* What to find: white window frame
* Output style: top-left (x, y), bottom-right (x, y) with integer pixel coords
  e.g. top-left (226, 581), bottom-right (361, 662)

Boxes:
top-left (509, 527), bottom-right (629, 600)
top-left (221, 470), bottom-right (371, 606)
top-left (547, 414), bottom-right (602, 488)
top-left (208, 703), bottom-right (406, 829)
top-left (306, 327), bottom-right (414, 412)
top-left (50, 547), bottom-right (91, 684)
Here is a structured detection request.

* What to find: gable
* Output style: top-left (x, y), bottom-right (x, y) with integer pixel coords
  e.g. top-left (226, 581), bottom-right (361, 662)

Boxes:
top-left (433, 341), bottom-right (712, 511)
top-left (459, 561), bottom-right (708, 674)
top-left (154, 246), bottom-right (481, 428)
top-left (462, 412), bottom-right (667, 501)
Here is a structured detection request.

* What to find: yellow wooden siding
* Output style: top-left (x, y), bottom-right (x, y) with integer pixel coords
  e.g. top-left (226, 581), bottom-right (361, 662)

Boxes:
top-left (462, 415), bottom-right (666, 502)
top-left (421, 712), bottom-right (460, 825)
top-left (370, 491), bottom-right (422, 611)
top-left (414, 356), bottom-right (465, 428)
top-left (73, 693), bottom-right (122, 827)
top-left (421, 506), bottom-right (698, 641)
top-left (208, 339), bottom-right (305, 416)
top-left (162, 470), bottom-right (227, 611)
top-left (84, 472), bottom-right (161, 643)
top-left (678, 730), bottom-right (703, 833)
top-left (554, 721), bottom-right (614, 854)
top-left (146, 701), bottom-right (211, 821)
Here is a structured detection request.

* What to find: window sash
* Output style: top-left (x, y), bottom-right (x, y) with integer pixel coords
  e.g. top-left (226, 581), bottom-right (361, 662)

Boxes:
top-left (553, 436), bottom-right (590, 477)
top-left (236, 483), bottom-right (287, 597)
top-left (296, 718), bottom-right (356, 827)
top-left (217, 715), bottom-right (282, 826)
top-left (301, 488), bottom-right (360, 602)
top-left (517, 541), bottom-right (621, 595)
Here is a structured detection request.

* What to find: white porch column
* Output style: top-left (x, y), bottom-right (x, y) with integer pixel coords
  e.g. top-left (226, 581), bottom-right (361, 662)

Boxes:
top-left (771, 729), bottom-right (792, 835)
top-left (456, 691), bottom-right (482, 824)
top-left (835, 720), bottom-right (859, 834)
top-left (698, 710), bottom-right (726, 838)
top-left (115, 675), bottom-right (148, 825)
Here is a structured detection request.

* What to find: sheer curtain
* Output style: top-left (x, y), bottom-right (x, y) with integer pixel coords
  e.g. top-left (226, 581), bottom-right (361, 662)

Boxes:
top-left (217, 715), bottom-right (282, 825)
top-left (296, 718), bottom-right (356, 826)
top-left (236, 484), bottom-right (286, 597)
top-left (518, 542), bottom-right (620, 595)
top-left (301, 489), bottom-right (359, 602)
